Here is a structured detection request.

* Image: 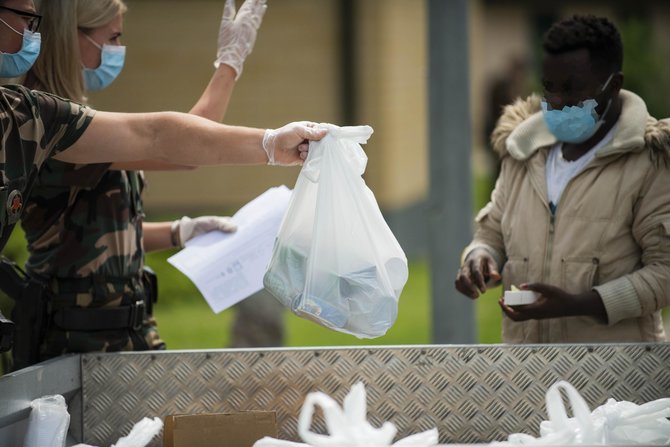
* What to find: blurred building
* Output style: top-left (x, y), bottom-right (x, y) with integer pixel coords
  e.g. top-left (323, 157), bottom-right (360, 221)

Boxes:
top-left (90, 0), bottom-right (670, 257)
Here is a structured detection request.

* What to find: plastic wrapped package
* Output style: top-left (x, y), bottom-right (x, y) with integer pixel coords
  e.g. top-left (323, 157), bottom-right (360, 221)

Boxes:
top-left (23, 393), bottom-right (162, 447)
top-left (23, 395), bottom-right (70, 447)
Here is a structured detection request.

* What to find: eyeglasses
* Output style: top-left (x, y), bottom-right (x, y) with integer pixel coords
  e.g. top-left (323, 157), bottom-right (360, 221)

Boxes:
top-left (0, 5), bottom-right (41, 32)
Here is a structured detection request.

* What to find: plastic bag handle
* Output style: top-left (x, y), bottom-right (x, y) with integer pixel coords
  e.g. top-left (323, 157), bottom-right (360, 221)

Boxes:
top-left (301, 125), bottom-right (373, 183)
top-left (545, 381), bottom-right (595, 440)
top-left (321, 124), bottom-right (373, 142)
top-left (298, 392), bottom-right (348, 446)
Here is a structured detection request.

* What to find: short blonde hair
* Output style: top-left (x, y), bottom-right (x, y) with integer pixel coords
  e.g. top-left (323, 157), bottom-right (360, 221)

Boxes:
top-left (27, 0), bottom-right (127, 102)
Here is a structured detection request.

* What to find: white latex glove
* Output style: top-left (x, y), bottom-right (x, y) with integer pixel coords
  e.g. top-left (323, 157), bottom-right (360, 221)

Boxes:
top-left (172, 215), bottom-right (237, 248)
top-left (262, 121), bottom-right (328, 166)
top-left (214, 0), bottom-right (267, 79)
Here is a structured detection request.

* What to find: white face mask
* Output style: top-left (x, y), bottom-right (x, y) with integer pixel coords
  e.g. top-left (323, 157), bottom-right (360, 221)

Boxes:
top-left (0, 18), bottom-right (41, 77)
top-left (80, 33), bottom-right (126, 91)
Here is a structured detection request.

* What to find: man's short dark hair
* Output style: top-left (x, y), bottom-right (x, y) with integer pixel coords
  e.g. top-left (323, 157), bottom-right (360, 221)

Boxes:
top-left (543, 15), bottom-right (623, 76)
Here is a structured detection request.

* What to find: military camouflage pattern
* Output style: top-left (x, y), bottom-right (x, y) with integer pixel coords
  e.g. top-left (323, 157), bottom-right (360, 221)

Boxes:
top-left (41, 315), bottom-right (163, 359)
top-left (0, 84), bottom-right (161, 362)
top-left (23, 165), bottom-right (145, 290)
top-left (21, 159), bottom-right (166, 358)
top-left (0, 85), bottom-right (94, 248)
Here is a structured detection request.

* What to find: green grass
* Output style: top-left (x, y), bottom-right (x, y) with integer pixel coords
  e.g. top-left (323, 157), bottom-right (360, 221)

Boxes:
top-left (152, 258), bottom-right (434, 349)
top-left (476, 286), bottom-right (504, 344)
top-left (147, 251), bottom-right (503, 349)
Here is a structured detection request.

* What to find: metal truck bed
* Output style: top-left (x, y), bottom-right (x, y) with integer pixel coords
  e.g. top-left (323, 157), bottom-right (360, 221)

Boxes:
top-left (1, 343), bottom-right (669, 446)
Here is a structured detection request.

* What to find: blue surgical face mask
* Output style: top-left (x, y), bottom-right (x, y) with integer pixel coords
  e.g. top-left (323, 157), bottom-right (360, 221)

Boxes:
top-left (541, 73), bottom-right (615, 144)
top-left (81, 33), bottom-right (125, 91)
top-left (0, 18), bottom-right (41, 77)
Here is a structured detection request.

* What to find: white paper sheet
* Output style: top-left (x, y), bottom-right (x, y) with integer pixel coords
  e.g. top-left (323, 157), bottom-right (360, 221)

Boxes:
top-left (167, 185), bottom-right (291, 313)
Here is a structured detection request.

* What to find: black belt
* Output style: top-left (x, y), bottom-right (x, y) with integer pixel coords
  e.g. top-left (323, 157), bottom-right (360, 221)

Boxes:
top-left (51, 299), bottom-right (146, 332)
top-left (50, 274), bottom-right (142, 294)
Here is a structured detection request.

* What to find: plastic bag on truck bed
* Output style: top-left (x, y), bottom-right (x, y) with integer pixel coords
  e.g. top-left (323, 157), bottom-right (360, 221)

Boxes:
top-left (492, 380), bottom-right (670, 445)
top-left (263, 124), bottom-right (408, 339)
top-left (24, 394), bottom-right (162, 447)
top-left (23, 395), bottom-right (70, 447)
top-left (254, 382), bottom-right (438, 447)
top-left (71, 416), bottom-right (162, 447)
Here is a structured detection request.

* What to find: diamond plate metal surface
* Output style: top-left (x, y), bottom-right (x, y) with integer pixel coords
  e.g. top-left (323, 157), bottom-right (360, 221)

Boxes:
top-left (81, 344), bottom-right (670, 446)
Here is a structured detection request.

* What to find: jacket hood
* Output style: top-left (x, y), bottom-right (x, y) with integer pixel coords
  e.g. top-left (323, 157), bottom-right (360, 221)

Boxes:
top-left (491, 89), bottom-right (670, 164)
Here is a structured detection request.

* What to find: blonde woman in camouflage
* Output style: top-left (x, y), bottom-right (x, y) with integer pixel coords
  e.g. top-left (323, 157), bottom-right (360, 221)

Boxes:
top-left (13, 0), bottom-right (273, 368)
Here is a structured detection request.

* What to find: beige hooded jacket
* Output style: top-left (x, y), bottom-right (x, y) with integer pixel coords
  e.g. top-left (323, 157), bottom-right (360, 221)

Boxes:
top-left (465, 90), bottom-right (670, 343)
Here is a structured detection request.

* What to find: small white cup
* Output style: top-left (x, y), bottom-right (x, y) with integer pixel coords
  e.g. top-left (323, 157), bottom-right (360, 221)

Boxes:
top-left (503, 290), bottom-right (539, 306)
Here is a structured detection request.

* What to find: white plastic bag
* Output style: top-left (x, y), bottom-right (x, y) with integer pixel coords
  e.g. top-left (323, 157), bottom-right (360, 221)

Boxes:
top-left (23, 395), bottom-right (70, 447)
top-left (71, 416), bottom-right (163, 447)
top-left (24, 393), bottom-right (161, 447)
top-left (111, 417), bottom-right (163, 447)
top-left (254, 382), bottom-right (438, 447)
top-left (591, 397), bottom-right (670, 445)
top-left (263, 124), bottom-right (408, 338)
top-left (493, 380), bottom-right (670, 445)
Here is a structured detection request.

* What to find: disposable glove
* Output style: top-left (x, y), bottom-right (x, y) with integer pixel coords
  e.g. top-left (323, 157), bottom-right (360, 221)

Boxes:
top-left (214, 0), bottom-right (267, 79)
top-left (171, 215), bottom-right (237, 248)
top-left (262, 121), bottom-right (328, 166)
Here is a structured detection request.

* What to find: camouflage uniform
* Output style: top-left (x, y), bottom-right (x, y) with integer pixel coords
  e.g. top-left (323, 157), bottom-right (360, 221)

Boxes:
top-left (21, 156), bottom-right (165, 360)
top-left (0, 85), bottom-right (94, 368)
top-left (0, 85), bottom-right (93, 248)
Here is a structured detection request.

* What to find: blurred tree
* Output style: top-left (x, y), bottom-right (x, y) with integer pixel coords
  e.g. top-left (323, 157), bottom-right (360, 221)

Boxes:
top-left (619, 17), bottom-right (670, 119)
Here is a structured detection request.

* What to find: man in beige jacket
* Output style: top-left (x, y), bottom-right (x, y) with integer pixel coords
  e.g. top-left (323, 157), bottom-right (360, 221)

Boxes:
top-left (455, 15), bottom-right (670, 343)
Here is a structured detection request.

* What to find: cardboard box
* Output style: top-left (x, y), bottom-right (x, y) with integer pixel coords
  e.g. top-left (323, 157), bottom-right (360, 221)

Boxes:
top-left (163, 411), bottom-right (278, 447)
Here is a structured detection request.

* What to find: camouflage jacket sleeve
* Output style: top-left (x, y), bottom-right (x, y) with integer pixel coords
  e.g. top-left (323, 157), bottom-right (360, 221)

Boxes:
top-left (28, 87), bottom-right (96, 163)
top-left (2, 85), bottom-right (94, 167)
top-left (0, 86), bottom-right (95, 246)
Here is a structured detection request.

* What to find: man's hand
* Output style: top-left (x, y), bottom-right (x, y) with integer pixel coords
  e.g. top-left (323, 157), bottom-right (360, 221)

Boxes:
top-left (455, 248), bottom-right (501, 299)
top-left (499, 283), bottom-right (607, 321)
top-left (262, 122), bottom-right (328, 166)
top-left (215, 0), bottom-right (268, 79)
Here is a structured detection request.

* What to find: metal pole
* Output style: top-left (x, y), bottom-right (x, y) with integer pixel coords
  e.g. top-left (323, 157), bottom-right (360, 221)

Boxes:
top-left (428, 0), bottom-right (476, 343)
